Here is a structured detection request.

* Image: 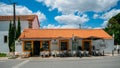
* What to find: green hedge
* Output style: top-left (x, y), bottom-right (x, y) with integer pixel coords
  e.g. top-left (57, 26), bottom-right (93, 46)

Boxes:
top-left (0, 53), bottom-right (7, 57)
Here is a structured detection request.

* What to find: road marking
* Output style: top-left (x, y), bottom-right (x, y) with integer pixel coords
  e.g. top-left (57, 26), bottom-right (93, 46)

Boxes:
top-left (12, 60), bottom-right (29, 68)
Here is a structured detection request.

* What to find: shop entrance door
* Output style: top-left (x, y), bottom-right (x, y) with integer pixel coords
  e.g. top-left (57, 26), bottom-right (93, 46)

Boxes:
top-left (33, 41), bottom-right (40, 56)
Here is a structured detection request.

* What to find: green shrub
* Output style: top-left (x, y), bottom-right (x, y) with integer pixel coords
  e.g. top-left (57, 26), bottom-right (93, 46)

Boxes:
top-left (0, 53), bottom-right (7, 57)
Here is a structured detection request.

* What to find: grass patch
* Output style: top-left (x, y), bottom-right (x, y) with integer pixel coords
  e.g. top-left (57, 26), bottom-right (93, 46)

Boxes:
top-left (0, 53), bottom-right (7, 57)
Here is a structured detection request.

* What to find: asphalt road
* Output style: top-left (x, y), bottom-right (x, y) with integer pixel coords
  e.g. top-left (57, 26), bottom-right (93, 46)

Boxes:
top-left (0, 55), bottom-right (120, 68)
top-left (0, 60), bottom-right (24, 68)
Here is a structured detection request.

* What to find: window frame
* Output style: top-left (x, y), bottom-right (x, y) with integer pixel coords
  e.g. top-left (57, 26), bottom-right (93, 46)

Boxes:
top-left (4, 35), bottom-right (7, 43)
top-left (42, 41), bottom-right (50, 51)
top-left (24, 41), bottom-right (32, 51)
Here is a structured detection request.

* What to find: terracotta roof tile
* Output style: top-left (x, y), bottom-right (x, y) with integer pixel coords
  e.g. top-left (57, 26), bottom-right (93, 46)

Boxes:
top-left (0, 15), bottom-right (37, 21)
top-left (19, 29), bottom-right (112, 39)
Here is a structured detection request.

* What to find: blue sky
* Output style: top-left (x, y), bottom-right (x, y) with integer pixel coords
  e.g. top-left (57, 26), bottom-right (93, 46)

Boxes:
top-left (0, 0), bottom-right (120, 29)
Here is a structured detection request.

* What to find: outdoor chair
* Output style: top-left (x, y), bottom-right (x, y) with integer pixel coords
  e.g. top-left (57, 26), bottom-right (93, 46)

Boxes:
top-left (40, 51), bottom-right (45, 57)
top-left (59, 51), bottom-right (64, 57)
top-left (68, 50), bottom-right (72, 57)
top-left (56, 51), bottom-right (60, 57)
top-left (82, 50), bottom-right (89, 57)
top-left (81, 51), bottom-right (84, 57)
top-left (45, 51), bottom-right (50, 57)
top-left (72, 50), bottom-right (76, 57)
top-left (51, 50), bottom-right (59, 57)
top-left (77, 50), bottom-right (82, 57)
top-left (51, 50), bottom-right (56, 57)
top-left (59, 50), bottom-right (69, 57)
top-left (21, 52), bottom-right (30, 58)
top-left (98, 50), bottom-right (102, 56)
top-left (63, 50), bottom-right (67, 57)
top-left (95, 50), bottom-right (101, 56)
top-left (86, 51), bottom-right (89, 57)
top-left (99, 50), bottom-right (104, 56)
top-left (83, 50), bottom-right (87, 57)
top-left (66, 51), bottom-right (70, 57)
top-left (91, 50), bottom-right (96, 56)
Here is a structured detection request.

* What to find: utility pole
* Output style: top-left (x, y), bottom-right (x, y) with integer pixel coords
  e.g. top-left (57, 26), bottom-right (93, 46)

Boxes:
top-left (13, 3), bottom-right (16, 40)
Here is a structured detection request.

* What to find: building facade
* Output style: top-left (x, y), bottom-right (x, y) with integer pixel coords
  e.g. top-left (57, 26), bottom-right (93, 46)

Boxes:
top-left (0, 15), bottom-right (40, 53)
top-left (19, 29), bottom-right (114, 56)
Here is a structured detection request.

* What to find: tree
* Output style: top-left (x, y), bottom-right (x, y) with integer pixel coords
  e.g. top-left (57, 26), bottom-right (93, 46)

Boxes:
top-left (16, 17), bottom-right (21, 39)
top-left (11, 24), bottom-right (15, 52)
top-left (8, 20), bottom-right (15, 52)
top-left (8, 20), bottom-right (12, 52)
top-left (104, 13), bottom-right (120, 45)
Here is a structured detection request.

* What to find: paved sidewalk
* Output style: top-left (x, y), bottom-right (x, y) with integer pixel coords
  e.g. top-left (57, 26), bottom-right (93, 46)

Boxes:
top-left (17, 54), bottom-right (120, 61)
top-left (0, 57), bottom-right (9, 60)
top-left (105, 53), bottom-right (119, 56)
top-left (0, 54), bottom-right (119, 61)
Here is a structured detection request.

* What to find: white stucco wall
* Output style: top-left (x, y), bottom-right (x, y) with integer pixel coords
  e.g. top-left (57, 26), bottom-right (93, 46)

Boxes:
top-left (50, 39), bottom-right (59, 51)
top-left (92, 40), bottom-right (101, 50)
top-left (0, 31), bottom-right (9, 53)
top-left (104, 39), bottom-right (114, 53)
top-left (69, 39), bottom-right (82, 50)
top-left (15, 41), bottom-right (22, 54)
top-left (0, 21), bottom-right (29, 31)
top-left (50, 39), bottom-right (83, 51)
top-left (50, 39), bottom-right (114, 54)
top-left (0, 21), bottom-right (29, 53)
top-left (69, 40), bottom-right (72, 50)
top-left (92, 39), bottom-right (114, 54)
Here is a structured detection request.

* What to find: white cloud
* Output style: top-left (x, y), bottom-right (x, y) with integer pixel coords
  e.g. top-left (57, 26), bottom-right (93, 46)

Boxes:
top-left (100, 9), bottom-right (120, 28)
top-left (36, 0), bottom-right (119, 29)
top-left (93, 14), bottom-right (99, 19)
top-left (101, 20), bottom-right (108, 27)
top-left (93, 27), bottom-right (103, 29)
top-left (36, 0), bottom-right (119, 14)
top-left (43, 24), bottom-right (79, 29)
top-left (43, 24), bottom-right (95, 29)
top-left (34, 11), bottom-right (46, 22)
top-left (101, 9), bottom-right (120, 20)
top-left (0, 3), bottom-right (32, 15)
top-left (55, 14), bottom-right (89, 25)
top-left (0, 3), bottom-right (46, 22)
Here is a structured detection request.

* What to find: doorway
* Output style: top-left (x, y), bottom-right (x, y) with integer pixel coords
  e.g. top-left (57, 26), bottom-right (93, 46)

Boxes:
top-left (33, 41), bottom-right (40, 56)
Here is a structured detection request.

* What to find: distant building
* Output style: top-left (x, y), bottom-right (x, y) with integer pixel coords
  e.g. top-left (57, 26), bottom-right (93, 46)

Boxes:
top-left (19, 29), bottom-right (114, 56)
top-left (0, 15), bottom-right (40, 53)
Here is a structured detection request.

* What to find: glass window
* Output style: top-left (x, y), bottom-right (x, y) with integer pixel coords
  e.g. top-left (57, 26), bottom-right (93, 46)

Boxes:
top-left (24, 41), bottom-right (32, 51)
top-left (61, 42), bottom-right (67, 50)
top-left (4, 36), bottom-right (7, 43)
top-left (42, 41), bottom-right (49, 51)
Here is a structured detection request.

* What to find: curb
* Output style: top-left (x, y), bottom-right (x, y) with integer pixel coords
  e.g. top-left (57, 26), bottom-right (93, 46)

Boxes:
top-left (0, 57), bottom-right (9, 60)
top-left (0, 54), bottom-right (119, 61)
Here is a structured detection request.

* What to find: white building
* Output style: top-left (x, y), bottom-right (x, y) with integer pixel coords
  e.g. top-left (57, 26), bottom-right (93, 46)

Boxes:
top-left (0, 15), bottom-right (40, 53)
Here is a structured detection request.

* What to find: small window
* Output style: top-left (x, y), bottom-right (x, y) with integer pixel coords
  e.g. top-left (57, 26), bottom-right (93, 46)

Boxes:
top-left (4, 36), bottom-right (7, 43)
top-left (61, 42), bottom-right (68, 51)
top-left (29, 22), bottom-right (32, 28)
top-left (42, 41), bottom-right (49, 51)
top-left (24, 41), bottom-right (32, 51)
